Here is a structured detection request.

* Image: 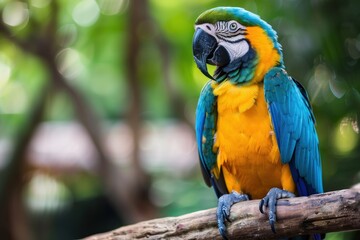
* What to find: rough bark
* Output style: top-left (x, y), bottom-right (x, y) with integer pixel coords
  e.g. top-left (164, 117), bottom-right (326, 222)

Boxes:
top-left (84, 184), bottom-right (360, 240)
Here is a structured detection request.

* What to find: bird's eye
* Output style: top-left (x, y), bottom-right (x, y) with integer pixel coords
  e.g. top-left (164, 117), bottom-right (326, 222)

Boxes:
top-left (228, 21), bottom-right (238, 32)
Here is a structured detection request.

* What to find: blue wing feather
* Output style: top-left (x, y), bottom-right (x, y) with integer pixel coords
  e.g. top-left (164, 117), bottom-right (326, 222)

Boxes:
top-left (195, 81), bottom-right (228, 198)
top-left (265, 67), bottom-right (324, 240)
top-left (195, 82), bottom-right (213, 186)
top-left (195, 81), bottom-right (217, 170)
top-left (264, 67), bottom-right (323, 196)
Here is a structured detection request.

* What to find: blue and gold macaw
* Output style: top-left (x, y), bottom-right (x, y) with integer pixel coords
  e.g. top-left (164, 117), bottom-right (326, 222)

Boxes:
top-left (193, 7), bottom-right (324, 240)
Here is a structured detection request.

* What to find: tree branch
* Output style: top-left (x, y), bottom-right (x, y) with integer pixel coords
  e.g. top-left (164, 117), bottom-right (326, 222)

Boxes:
top-left (84, 184), bottom-right (360, 240)
top-left (0, 82), bottom-right (52, 240)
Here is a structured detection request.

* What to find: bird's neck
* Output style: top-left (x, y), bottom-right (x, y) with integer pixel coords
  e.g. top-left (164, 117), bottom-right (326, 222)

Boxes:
top-left (246, 26), bottom-right (283, 83)
top-left (216, 26), bottom-right (283, 85)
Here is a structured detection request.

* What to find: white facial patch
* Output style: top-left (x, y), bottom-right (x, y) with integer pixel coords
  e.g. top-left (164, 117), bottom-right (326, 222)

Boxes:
top-left (219, 40), bottom-right (249, 62)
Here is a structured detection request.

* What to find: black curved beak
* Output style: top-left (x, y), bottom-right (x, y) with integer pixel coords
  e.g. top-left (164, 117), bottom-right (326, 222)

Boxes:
top-left (192, 28), bottom-right (217, 80)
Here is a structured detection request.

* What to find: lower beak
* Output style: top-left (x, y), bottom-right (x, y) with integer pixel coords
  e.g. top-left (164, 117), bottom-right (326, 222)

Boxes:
top-left (192, 28), bottom-right (217, 80)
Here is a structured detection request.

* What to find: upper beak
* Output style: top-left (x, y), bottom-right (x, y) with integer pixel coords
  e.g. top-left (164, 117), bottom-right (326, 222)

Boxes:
top-left (192, 28), bottom-right (217, 80)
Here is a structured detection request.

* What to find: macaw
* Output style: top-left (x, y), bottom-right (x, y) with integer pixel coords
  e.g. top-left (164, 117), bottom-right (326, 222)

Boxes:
top-left (193, 7), bottom-right (324, 240)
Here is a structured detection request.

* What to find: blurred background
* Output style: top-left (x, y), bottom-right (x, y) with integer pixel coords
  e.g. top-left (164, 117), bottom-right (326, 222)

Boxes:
top-left (0, 0), bottom-right (359, 239)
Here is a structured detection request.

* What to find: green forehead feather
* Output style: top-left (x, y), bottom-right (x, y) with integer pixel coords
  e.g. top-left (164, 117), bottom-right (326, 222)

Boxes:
top-left (195, 7), bottom-right (261, 26)
top-left (195, 7), bottom-right (275, 37)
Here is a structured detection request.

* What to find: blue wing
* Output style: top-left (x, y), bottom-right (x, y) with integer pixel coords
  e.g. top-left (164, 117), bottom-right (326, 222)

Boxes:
top-left (264, 67), bottom-right (323, 196)
top-left (195, 81), bottom-right (227, 197)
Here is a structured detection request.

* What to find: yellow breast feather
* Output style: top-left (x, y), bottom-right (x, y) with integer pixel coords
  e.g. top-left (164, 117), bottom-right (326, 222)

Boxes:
top-left (211, 81), bottom-right (295, 199)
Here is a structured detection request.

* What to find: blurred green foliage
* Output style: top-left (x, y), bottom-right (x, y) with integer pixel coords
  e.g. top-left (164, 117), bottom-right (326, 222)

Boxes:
top-left (0, 0), bottom-right (359, 239)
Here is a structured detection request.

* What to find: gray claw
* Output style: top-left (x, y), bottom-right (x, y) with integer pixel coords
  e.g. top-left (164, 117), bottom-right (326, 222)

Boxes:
top-left (217, 191), bottom-right (249, 239)
top-left (259, 188), bottom-right (295, 233)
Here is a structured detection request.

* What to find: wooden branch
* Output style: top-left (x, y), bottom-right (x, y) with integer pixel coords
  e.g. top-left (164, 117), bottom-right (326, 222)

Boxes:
top-left (84, 184), bottom-right (360, 240)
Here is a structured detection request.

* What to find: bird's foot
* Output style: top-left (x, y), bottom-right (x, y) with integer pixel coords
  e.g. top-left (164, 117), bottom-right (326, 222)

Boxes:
top-left (217, 191), bottom-right (249, 239)
top-left (259, 188), bottom-right (295, 233)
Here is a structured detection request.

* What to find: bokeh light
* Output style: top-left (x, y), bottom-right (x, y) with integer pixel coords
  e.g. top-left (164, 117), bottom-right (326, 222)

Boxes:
top-left (0, 81), bottom-right (28, 114)
top-left (98, 0), bottom-right (129, 15)
top-left (72, 0), bottom-right (100, 27)
top-left (2, 1), bottom-right (29, 27)
top-left (0, 54), bottom-right (11, 89)
top-left (346, 36), bottom-right (360, 60)
top-left (333, 117), bottom-right (359, 154)
top-left (308, 63), bottom-right (337, 105)
top-left (56, 48), bottom-right (84, 80)
top-left (25, 173), bottom-right (71, 214)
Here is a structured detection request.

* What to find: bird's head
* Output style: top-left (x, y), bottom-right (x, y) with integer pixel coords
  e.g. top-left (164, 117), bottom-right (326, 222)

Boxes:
top-left (193, 7), bottom-right (284, 84)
